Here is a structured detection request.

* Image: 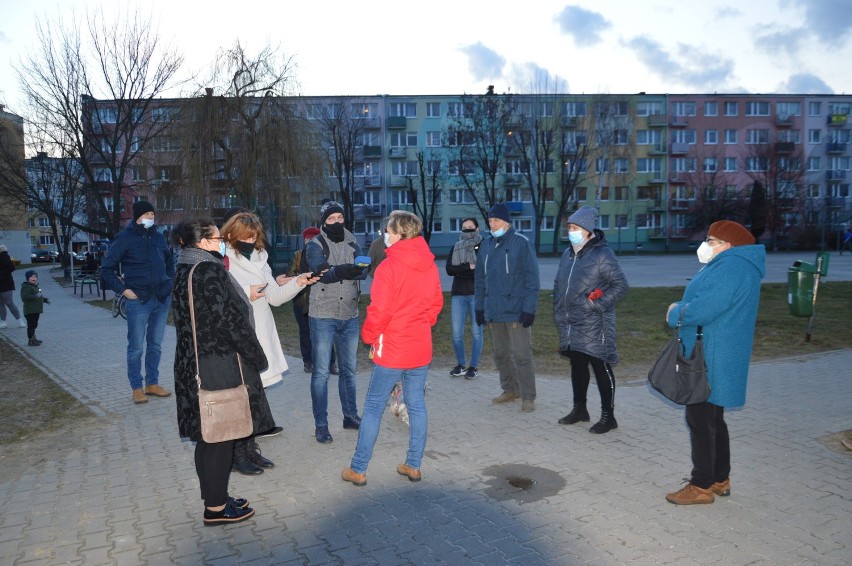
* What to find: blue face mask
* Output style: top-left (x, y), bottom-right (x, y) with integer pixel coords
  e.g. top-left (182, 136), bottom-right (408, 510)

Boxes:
top-left (568, 230), bottom-right (584, 245)
top-left (218, 241), bottom-right (227, 256)
top-left (490, 227), bottom-right (506, 238)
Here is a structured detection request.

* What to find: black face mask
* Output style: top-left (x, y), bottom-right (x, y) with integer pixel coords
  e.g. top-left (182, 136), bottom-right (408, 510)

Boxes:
top-left (462, 228), bottom-right (477, 233)
top-left (235, 241), bottom-right (256, 257)
top-left (323, 222), bottom-right (345, 242)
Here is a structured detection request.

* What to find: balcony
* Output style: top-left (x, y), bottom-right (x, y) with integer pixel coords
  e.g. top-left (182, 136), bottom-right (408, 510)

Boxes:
top-left (504, 174), bottom-right (523, 186)
top-left (671, 199), bottom-right (693, 210)
top-left (648, 175), bottom-right (666, 184)
top-left (827, 114), bottom-right (848, 126)
top-left (506, 202), bottom-right (524, 215)
top-left (387, 116), bottom-right (407, 129)
top-left (669, 173), bottom-right (688, 184)
top-left (359, 203), bottom-right (384, 216)
top-left (648, 227), bottom-right (668, 239)
top-left (826, 197), bottom-right (846, 208)
top-left (826, 142), bottom-right (847, 154)
top-left (649, 144), bottom-right (667, 155)
top-left (669, 227), bottom-right (690, 239)
top-left (388, 147), bottom-right (408, 158)
top-left (362, 145), bottom-right (382, 159)
top-left (775, 141), bottom-right (795, 153)
top-left (389, 175), bottom-right (409, 187)
top-left (648, 197), bottom-right (666, 210)
top-left (356, 117), bottom-right (382, 130)
top-left (670, 116), bottom-right (688, 127)
top-left (670, 142), bottom-right (689, 155)
top-left (775, 114), bottom-right (793, 127)
top-left (562, 116), bottom-right (580, 128)
top-left (826, 170), bottom-right (847, 181)
top-left (647, 114), bottom-right (667, 127)
top-left (362, 175), bottom-right (382, 187)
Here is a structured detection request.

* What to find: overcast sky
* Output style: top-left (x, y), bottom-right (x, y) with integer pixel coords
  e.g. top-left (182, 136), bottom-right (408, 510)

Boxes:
top-left (1, 0), bottom-right (851, 113)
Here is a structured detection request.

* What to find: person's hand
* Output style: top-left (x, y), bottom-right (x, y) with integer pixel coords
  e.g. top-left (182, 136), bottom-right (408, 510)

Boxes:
top-left (475, 310), bottom-right (485, 326)
top-left (588, 288), bottom-right (603, 301)
top-left (335, 264), bottom-right (365, 279)
top-left (666, 303), bottom-right (677, 322)
top-left (519, 311), bottom-right (535, 328)
top-left (43, 297), bottom-right (50, 305)
top-left (297, 272), bottom-right (322, 287)
top-left (249, 284), bottom-right (267, 301)
top-left (275, 274), bottom-right (292, 286)
top-left (469, 263), bottom-right (476, 270)
top-left (560, 347), bottom-right (571, 358)
top-left (123, 289), bottom-right (138, 300)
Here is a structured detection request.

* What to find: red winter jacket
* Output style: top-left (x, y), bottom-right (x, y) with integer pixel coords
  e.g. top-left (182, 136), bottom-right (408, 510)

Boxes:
top-left (361, 236), bottom-right (443, 368)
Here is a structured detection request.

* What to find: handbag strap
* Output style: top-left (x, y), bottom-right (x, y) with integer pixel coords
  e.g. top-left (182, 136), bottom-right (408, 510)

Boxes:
top-left (187, 262), bottom-right (246, 391)
top-left (675, 309), bottom-right (703, 341)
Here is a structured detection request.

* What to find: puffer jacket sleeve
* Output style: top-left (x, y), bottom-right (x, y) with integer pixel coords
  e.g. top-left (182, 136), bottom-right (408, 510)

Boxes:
top-left (519, 236), bottom-right (541, 314)
top-left (591, 248), bottom-right (629, 313)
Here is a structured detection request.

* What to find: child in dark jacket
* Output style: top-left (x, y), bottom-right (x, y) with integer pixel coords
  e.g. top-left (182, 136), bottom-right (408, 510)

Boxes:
top-left (20, 270), bottom-right (49, 346)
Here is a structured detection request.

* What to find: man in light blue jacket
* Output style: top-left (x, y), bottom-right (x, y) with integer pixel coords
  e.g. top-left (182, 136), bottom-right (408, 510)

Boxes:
top-left (474, 203), bottom-right (540, 412)
top-left (664, 220), bottom-right (765, 505)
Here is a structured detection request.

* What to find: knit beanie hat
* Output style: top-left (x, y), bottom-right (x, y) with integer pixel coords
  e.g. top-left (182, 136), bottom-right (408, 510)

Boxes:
top-left (320, 200), bottom-right (345, 224)
top-left (132, 200), bottom-right (155, 221)
top-left (302, 226), bottom-right (321, 239)
top-left (25, 270), bottom-right (37, 280)
top-left (567, 206), bottom-right (599, 233)
top-left (0, 244), bottom-right (7, 252)
top-left (487, 203), bottom-right (511, 223)
top-left (708, 220), bottom-right (755, 247)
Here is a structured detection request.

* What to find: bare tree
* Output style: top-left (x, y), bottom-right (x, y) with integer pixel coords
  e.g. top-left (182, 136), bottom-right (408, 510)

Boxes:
top-left (551, 113), bottom-right (592, 254)
top-left (680, 146), bottom-right (749, 234)
top-left (407, 151), bottom-right (443, 243)
top-left (14, 8), bottom-right (183, 238)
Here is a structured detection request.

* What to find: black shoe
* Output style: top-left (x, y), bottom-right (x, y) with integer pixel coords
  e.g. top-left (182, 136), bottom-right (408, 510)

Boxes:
top-left (232, 441), bottom-right (264, 475)
top-left (229, 496), bottom-right (249, 509)
top-left (343, 415), bottom-right (361, 430)
top-left (450, 365), bottom-right (465, 377)
top-left (28, 338), bottom-right (41, 347)
top-left (329, 363), bottom-right (339, 375)
top-left (315, 426), bottom-right (333, 444)
top-left (464, 367), bottom-right (478, 380)
top-left (259, 426), bottom-right (283, 438)
top-left (304, 362), bottom-right (313, 373)
top-left (558, 404), bottom-right (590, 425)
top-left (246, 439), bottom-right (274, 469)
top-left (203, 501), bottom-right (255, 526)
top-left (589, 411), bottom-right (618, 434)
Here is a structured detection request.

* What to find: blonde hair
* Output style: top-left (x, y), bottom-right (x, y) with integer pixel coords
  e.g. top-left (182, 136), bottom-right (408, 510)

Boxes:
top-left (386, 210), bottom-right (422, 240)
top-left (221, 212), bottom-right (267, 250)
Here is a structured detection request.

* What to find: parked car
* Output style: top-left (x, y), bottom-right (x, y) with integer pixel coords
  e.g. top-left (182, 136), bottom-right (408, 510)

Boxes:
top-left (31, 248), bottom-right (59, 263)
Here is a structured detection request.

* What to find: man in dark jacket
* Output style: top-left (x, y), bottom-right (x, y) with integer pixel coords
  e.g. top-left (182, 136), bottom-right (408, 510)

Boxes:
top-left (0, 244), bottom-right (26, 328)
top-left (101, 201), bottom-right (175, 404)
top-left (474, 203), bottom-right (540, 412)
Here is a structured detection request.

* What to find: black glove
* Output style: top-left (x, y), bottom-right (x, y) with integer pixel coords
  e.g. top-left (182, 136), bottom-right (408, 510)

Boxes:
top-left (519, 311), bottom-right (535, 328)
top-left (335, 263), bottom-right (364, 279)
top-left (475, 310), bottom-right (485, 326)
top-left (316, 262), bottom-right (332, 274)
top-left (43, 298), bottom-right (51, 305)
top-left (560, 347), bottom-right (571, 358)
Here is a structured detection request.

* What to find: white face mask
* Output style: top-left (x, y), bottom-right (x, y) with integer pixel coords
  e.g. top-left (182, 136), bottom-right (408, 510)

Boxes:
top-left (696, 241), bottom-right (722, 263)
top-left (383, 233), bottom-right (394, 248)
top-left (140, 218), bottom-right (155, 229)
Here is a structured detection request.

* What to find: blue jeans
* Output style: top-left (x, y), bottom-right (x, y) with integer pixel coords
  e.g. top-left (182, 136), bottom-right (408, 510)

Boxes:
top-left (309, 316), bottom-right (359, 428)
top-left (451, 295), bottom-right (482, 367)
top-left (125, 295), bottom-right (171, 390)
top-left (350, 364), bottom-right (429, 474)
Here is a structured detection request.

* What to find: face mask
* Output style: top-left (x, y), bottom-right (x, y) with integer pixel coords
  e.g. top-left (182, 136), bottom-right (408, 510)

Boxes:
top-left (696, 241), bottom-right (722, 264)
top-left (235, 241), bottom-right (256, 256)
top-left (383, 233), bottom-right (394, 248)
top-left (568, 230), bottom-right (585, 245)
top-left (490, 227), bottom-right (506, 238)
top-left (462, 228), bottom-right (477, 233)
top-left (218, 241), bottom-right (227, 256)
top-left (323, 222), bottom-right (345, 242)
top-left (140, 218), bottom-right (155, 229)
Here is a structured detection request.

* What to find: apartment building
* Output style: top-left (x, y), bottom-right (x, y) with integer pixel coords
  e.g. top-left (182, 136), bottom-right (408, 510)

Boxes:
top-left (82, 92), bottom-right (852, 257)
top-left (0, 104), bottom-right (30, 261)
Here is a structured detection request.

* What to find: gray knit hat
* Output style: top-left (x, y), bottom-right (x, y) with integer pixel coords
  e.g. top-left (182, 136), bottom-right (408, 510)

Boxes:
top-left (567, 206), bottom-right (598, 233)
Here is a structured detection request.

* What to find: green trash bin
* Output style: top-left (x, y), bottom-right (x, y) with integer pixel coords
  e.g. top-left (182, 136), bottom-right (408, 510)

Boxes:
top-left (815, 250), bottom-right (830, 276)
top-left (787, 261), bottom-right (818, 317)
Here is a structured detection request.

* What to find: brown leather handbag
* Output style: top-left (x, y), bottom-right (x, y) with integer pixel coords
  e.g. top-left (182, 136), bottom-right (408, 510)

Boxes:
top-left (188, 263), bottom-right (253, 443)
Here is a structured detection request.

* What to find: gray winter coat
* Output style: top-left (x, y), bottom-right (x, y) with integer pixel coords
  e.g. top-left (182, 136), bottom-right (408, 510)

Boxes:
top-left (553, 230), bottom-right (628, 364)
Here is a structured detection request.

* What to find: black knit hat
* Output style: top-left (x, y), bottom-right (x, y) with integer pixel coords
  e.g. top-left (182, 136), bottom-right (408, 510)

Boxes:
top-left (487, 203), bottom-right (511, 223)
top-left (320, 200), bottom-right (345, 224)
top-left (132, 200), bottom-right (155, 221)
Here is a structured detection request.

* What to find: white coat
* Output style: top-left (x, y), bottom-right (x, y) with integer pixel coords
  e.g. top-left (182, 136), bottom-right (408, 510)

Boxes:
top-left (225, 246), bottom-right (302, 388)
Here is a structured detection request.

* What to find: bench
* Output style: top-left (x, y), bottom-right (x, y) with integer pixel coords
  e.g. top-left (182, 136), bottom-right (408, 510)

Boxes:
top-left (74, 270), bottom-right (101, 296)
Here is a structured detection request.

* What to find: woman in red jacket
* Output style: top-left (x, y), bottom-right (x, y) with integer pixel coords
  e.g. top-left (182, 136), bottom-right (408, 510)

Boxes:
top-left (341, 211), bottom-right (443, 486)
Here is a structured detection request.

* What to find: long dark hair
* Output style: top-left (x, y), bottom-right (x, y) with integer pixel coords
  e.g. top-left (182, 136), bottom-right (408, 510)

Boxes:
top-left (172, 219), bottom-right (217, 249)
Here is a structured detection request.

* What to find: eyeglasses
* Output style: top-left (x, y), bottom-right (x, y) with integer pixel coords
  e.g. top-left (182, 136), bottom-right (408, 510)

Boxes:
top-left (705, 237), bottom-right (725, 245)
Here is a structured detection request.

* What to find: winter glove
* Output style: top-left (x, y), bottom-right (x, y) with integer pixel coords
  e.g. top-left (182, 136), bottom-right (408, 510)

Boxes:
top-left (588, 288), bottom-right (603, 301)
top-left (560, 347), bottom-right (571, 358)
top-left (335, 264), bottom-right (365, 279)
top-left (519, 311), bottom-right (535, 328)
top-left (475, 310), bottom-right (485, 326)
top-left (43, 297), bottom-right (50, 305)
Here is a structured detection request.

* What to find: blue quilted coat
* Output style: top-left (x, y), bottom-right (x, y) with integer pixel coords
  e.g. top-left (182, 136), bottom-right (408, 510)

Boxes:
top-left (666, 245), bottom-right (766, 408)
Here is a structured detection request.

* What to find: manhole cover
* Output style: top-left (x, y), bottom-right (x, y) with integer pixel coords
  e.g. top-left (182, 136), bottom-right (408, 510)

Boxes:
top-left (482, 464), bottom-right (566, 504)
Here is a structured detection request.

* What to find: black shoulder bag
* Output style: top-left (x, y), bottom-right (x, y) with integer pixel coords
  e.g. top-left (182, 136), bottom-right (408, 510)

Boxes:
top-left (648, 311), bottom-right (710, 405)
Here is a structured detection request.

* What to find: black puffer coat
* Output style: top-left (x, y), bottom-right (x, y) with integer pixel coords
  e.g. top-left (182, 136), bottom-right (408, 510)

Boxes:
top-left (553, 230), bottom-right (628, 364)
top-left (172, 254), bottom-right (274, 442)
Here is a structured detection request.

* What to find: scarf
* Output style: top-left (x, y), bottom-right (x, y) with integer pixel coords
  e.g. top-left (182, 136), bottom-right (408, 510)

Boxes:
top-left (451, 231), bottom-right (482, 267)
top-left (176, 247), bottom-right (254, 328)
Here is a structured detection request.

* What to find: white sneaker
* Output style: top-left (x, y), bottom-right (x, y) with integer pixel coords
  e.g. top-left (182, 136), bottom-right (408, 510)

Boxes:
top-left (0, 321), bottom-right (7, 329)
top-left (18, 318), bottom-right (26, 328)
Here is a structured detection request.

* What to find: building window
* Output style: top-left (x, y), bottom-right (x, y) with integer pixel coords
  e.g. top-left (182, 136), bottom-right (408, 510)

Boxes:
top-left (388, 103), bottom-right (417, 118)
top-left (449, 189), bottom-right (477, 204)
top-left (354, 103), bottom-right (378, 118)
top-left (636, 101), bottom-right (662, 116)
top-left (776, 102), bottom-right (801, 117)
top-left (151, 107), bottom-right (177, 122)
top-left (447, 102), bottom-right (467, 118)
top-left (615, 214), bottom-right (629, 230)
top-left (746, 157), bottom-right (768, 172)
top-left (390, 132), bottom-right (418, 147)
top-left (704, 158), bottom-right (718, 173)
top-left (636, 130), bottom-right (662, 145)
top-left (704, 102), bottom-right (718, 116)
top-left (599, 215), bottom-right (610, 229)
top-left (724, 129), bottom-right (738, 144)
top-left (746, 101), bottom-right (770, 116)
top-left (512, 218), bottom-right (532, 233)
top-left (672, 158), bottom-right (696, 173)
top-left (746, 129), bottom-right (770, 144)
top-left (725, 157), bottom-right (737, 172)
top-left (724, 102), bottom-right (738, 116)
top-left (391, 161), bottom-right (418, 176)
top-left (561, 101), bottom-right (587, 116)
top-left (672, 102), bottom-right (696, 116)
top-left (39, 235), bottom-right (55, 245)
top-left (426, 102), bottom-right (440, 118)
top-left (614, 158), bottom-right (629, 173)
top-left (541, 216), bottom-right (556, 231)
top-left (705, 130), bottom-right (718, 144)
top-left (425, 132), bottom-right (441, 147)
top-left (672, 130), bottom-right (696, 144)
top-left (97, 108), bottom-right (117, 123)
top-left (776, 130), bottom-right (801, 143)
top-left (808, 101), bottom-right (821, 116)
top-left (636, 158), bottom-right (662, 173)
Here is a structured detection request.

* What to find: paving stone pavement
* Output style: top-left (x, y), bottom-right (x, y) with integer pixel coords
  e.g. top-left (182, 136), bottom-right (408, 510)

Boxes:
top-left (0, 265), bottom-right (849, 565)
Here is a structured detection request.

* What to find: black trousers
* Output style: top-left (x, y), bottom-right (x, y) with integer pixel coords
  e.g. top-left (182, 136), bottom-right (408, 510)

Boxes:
top-left (568, 350), bottom-right (615, 411)
top-left (25, 313), bottom-right (40, 339)
top-left (685, 401), bottom-right (730, 489)
top-left (194, 440), bottom-right (235, 508)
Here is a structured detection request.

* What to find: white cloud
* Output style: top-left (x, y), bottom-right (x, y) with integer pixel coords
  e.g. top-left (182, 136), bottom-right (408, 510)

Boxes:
top-left (458, 42), bottom-right (506, 82)
top-left (553, 5), bottom-right (611, 46)
top-left (777, 73), bottom-right (834, 94)
top-left (753, 25), bottom-right (808, 58)
top-left (508, 62), bottom-right (569, 94)
top-left (623, 36), bottom-right (735, 91)
top-left (786, 0), bottom-right (852, 46)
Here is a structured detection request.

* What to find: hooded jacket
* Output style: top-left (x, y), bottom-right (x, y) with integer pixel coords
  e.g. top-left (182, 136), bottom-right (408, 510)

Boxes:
top-left (474, 227), bottom-right (540, 323)
top-left (101, 221), bottom-right (174, 303)
top-left (553, 229), bottom-right (628, 364)
top-left (361, 236), bottom-right (443, 368)
top-left (667, 244), bottom-right (766, 407)
top-left (0, 250), bottom-right (15, 293)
